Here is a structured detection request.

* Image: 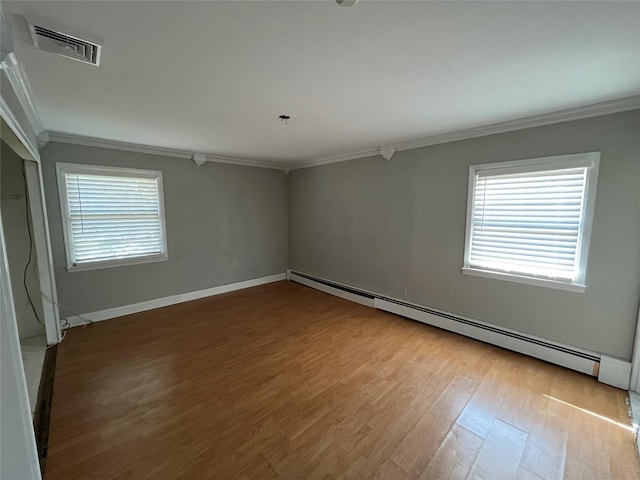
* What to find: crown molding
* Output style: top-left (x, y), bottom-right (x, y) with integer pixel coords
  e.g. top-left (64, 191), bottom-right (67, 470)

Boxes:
top-left (47, 131), bottom-right (191, 158)
top-left (2, 53), bottom-right (46, 142)
top-left (205, 153), bottom-right (288, 171)
top-left (46, 131), bottom-right (290, 171)
top-left (0, 95), bottom-right (40, 161)
top-left (289, 95), bottom-right (640, 171)
top-left (41, 95), bottom-right (640, 172)
top-left (394, 95), bottom-right (640, 153)
top-left (291, 147), bottom-right (380, 170)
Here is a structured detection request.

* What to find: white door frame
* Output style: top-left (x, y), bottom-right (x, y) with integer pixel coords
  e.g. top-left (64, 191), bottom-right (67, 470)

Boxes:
top-left (24, 160), bottom-right (61, 344)
top-left (1, 106), bottom-right (61, 345)
top-left (0, 191), bottom-right (42, 480)
top-left (630, 303), bottom-right (640, 392)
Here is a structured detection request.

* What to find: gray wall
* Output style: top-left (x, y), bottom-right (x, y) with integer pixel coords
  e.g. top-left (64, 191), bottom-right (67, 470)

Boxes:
top-left (40, 142), bottom-right (288, 316)
top-left (1, 141), bottom-right (45, 339)
top-left (289, 111), bottom-right (640, 360)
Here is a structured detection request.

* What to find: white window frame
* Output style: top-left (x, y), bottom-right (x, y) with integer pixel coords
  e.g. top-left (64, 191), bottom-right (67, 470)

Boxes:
top-left (56, 163), bottom-right (168, 272)
top-left (462, 152), bottom-right (600, 293)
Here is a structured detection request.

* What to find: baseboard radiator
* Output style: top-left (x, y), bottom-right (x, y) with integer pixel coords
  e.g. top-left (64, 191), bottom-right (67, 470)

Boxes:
top-left (289, 270), bottom-right (601, 377)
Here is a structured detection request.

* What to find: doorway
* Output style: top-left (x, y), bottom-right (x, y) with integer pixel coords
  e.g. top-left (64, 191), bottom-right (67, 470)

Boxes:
top-left (1, 139), bottom-right (49, 413)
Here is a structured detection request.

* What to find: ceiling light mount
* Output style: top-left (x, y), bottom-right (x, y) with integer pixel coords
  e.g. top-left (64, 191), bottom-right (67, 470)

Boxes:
top-left (336, 0), bottom-right (359, 6)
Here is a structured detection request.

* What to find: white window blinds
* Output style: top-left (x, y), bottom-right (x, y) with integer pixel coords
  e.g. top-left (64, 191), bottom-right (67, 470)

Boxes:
top-left (463, 153), bottom-right (599, 291)
top-left (57, 164), bottom-right (167, 270)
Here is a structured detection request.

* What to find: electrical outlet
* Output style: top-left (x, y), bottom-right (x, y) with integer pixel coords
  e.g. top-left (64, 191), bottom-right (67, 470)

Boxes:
top-left (400, 287), bottom-right (407, 297)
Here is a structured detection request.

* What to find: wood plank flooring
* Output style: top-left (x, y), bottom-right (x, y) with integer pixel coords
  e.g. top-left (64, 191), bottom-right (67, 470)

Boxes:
top-left (45, 281), bottom-right (639, 480)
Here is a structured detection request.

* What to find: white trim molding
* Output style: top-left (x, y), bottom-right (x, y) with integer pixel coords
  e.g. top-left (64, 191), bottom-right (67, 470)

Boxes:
top-left (47, 131), bottom-right (290, 171)
top-left (292, 148), bottom-right (380, 170)
top-left (375, 298), bottom-right (599, 377)
top-left (0, 95), bottom-right (39, 161)
top-left (24, 161), bottom-right (62, 345)
top-left (290, 95), bottom-right (640, 171)
top-left (462, 268), bottom-right (586, 293)
top-left (63, 273), bottom-right (286, 327)
top-left (0, 53), bottom-right (41, 162)
top-left (393, 96), bottom-right (640, 153)
top-left (1, 52), bottom-right (62, 345)
top-left (0, 196), bottom-right (42, 480)
top-left (1, 53), bottom-right (46, 143)
top-left (598, 355), bottom-right (632, 390)
top-left (630, 304), bottom-right (640, 393)
top-left (289, 270), bottom-right (601, 378)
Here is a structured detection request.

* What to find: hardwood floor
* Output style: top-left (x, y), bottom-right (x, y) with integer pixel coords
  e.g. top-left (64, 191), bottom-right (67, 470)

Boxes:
top-left (45, 281), bottom-right (639, 480)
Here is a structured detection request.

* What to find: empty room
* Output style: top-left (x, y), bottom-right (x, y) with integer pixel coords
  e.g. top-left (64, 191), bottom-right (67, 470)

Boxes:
top-left (1, 1), bottom-right (640, 479)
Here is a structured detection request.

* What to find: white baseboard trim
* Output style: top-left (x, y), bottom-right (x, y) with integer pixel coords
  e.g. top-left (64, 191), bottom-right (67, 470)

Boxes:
top-left (64, 273), bottom-right (286, 327)
top-left (598, 355), bottom-right (632, 390)
top-left (375, 298), bottom-right (598, 377)
top-left (289, 270), bottom-right (601, 378)
top-left (630, 308), bottom-right (640, 393)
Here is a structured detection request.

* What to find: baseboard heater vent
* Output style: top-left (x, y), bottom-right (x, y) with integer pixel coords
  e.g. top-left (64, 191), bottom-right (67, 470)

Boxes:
top-left (289, 270), bottom-right (600, 376)
top-left (289, 271), bottom-right (375, 307)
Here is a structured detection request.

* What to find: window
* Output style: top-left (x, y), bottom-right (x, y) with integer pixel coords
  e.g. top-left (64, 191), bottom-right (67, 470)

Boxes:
top-left (56, 163), bottom-right (168, 271)
top-left (462, 152), bottom-right (600, 292)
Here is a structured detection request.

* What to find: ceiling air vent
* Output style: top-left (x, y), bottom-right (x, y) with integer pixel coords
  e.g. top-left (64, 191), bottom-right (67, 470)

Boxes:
top-left (29, 23), bottom-right (101, 66)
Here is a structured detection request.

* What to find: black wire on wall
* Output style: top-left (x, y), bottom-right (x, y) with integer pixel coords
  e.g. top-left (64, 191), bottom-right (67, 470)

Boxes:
top-left (22, 166), bottom-right (43, 326)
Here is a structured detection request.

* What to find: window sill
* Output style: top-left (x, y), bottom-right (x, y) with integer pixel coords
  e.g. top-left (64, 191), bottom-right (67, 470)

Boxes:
top-left (66, 254), bottom-right (169, 273)
top-left (461, 267), bottom-right (585, 293)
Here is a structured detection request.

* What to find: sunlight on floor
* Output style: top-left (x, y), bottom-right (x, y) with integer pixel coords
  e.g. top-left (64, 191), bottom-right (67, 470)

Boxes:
top-left (544, 394), bottom-right (635, 432)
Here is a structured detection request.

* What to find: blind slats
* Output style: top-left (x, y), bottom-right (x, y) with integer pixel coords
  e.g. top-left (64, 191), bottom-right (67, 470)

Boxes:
top-left (64, 172), bottom-right (165, 265)
top-left (468, 166), bottom-right (588, 281)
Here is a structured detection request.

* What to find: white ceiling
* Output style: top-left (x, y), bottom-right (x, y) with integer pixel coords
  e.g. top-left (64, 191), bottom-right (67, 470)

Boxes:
top-left (6, 1), bottom-right (640, 165)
